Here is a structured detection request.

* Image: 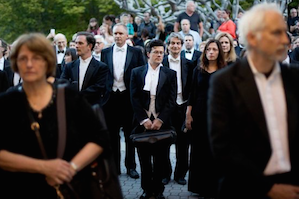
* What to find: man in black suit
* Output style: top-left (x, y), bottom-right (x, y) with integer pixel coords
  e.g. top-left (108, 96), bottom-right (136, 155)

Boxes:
top-left (0, 70), bottom-right (9, 93)
top-left (101, 23), bottom-right (145, 178)
top-left (61, 32), bottom-right (108, 105)
top-left (161, 33), bottom-right (194, 185)
top-left (208, 4), bottom-right (299, 199)
top-left (181, 34), bottom-right (201, 66)
top-left (130, 39), bottom-right (177, 199)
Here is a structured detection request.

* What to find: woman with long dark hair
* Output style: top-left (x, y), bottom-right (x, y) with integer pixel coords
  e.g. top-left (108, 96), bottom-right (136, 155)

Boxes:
top-left (186, 39), bottom-right (226, 198)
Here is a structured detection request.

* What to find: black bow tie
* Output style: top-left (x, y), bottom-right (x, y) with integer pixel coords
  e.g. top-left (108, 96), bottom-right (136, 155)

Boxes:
top-left (185, 50), bottom-right (191, 54)
top-left (58, 50), bottom-right (64, 54)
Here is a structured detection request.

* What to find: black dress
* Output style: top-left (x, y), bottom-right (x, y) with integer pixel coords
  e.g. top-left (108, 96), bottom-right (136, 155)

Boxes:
top-left (187, 67), bottom-right (218, 197)
top-left (0, 84), bottom-right (110, 198)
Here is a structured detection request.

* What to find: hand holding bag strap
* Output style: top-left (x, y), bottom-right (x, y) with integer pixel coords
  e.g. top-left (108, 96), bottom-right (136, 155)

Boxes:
top-left (57, 84), bottom-right (67, 158)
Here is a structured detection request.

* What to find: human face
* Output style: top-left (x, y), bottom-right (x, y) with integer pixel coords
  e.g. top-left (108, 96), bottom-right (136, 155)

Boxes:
top-left (69, 41), bottom-right (76, 49)
top-left (219, 36), bottom-right (231, 53)
top-left (113, 25), bottom-right (128, 47)
top-left (17, 45), bottom-right (47, 83)
top-left (251, 11), bottom-right (289, 62)
top-left (55, 36), bottom-right (66, 51)
top-left (181, 20), bottom-right (190, 32)
top-left (90, 21), bottom-right (97, 28)
top-left (94, 38), bottom-right (104, 53)
top-left (148, 46), bottom-right (164, 67)
top-left (144, 13), bottom-right (150, 23)
top-left (75, 35), bottom-right (92, 59)
top-left (168, 37), bottom-right (182, 57)
top-left (291, 9), bottom-right (297, 18)
top-left (186, 1), bottom-right (195, 13)
top-left (293, 38), bottom-right (299, 50)
top-left (184, 36), bottom-right (194, 50)
top-left (64, 54), bottom-right (72, 64)
top-left (206, 42), bottom-right (219, 61)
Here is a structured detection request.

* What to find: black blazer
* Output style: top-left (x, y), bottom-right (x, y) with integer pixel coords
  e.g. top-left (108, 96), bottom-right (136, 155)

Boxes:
top-left (54, 46), bottom-right (68, 78)
top-left (181, 49), bottom-right (201, 63)
top-left (60, 57), bottom-right (108, 105)
top-left (3, 59), bottom-right (14, 87)
top-left (162, 55), bottom-right (194, 102)
top-left (130, 65), bottom-right (177, 124)
top-left (0, 70), bottom-right (9, 93)
top-left (101, 45), bottom-right (145, 105)
top-left (208, 58), bottom-right (299, 198)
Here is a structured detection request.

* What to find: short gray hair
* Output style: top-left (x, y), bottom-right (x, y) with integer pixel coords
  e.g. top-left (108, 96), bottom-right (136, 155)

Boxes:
top-left (112, 23), bottom-right (128, 34)
top-left (238, 3), bottom-right (281, 48)
top-left (166, 32), bottom-right (184, 45)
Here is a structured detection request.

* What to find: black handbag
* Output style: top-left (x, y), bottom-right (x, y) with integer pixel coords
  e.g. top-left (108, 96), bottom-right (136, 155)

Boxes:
top-left (130, 127), bottom-right (176, 147)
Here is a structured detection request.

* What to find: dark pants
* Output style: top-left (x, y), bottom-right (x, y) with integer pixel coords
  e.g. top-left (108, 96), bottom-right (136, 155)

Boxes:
top-left (163, 103), bottom-right (189, 179)
top-left (103, 90), bottom-right (136, 173)
top-left (135, 125), bottom-right (169, 195)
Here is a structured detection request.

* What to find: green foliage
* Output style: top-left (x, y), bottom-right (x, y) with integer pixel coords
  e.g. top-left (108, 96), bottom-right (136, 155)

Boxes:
top-left (0, 0), bottom-right (124, 44)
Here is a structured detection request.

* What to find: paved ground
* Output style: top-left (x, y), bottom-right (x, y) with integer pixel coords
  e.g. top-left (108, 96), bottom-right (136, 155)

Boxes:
top-left (119, 132), bottom-right (201, 199)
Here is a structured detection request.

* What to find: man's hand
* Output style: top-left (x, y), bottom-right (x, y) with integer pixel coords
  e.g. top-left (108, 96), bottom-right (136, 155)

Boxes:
top-left (151, 119), bottom-right (163, 130)
top-left (267, 184), bottom-right (299, 199)
top-left (143, 120), bottom-right (153, 130)
top-left (185, 114), bottom-right (193, 131)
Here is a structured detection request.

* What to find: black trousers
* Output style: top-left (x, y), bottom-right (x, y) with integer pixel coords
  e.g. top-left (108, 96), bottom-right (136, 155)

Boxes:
top-left (103, 90), bottom-right (136, 173)
top-left (135, 125), bottom-right (170, 195)
top-left (163, 103), bottom-right (190, 179)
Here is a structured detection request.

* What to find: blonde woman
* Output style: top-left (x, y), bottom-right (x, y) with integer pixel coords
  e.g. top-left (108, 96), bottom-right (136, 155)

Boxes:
top-left (215, 32), bottom-right (237, 65)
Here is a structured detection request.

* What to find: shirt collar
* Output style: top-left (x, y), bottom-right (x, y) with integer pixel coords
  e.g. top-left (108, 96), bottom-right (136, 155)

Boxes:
top-left (114, 43), bottom-right (128, 52)
top-left (168, 54), bottom-right (180, 62)
top-left (148, 62), bottom-right (162, 71)
top-left (247, 56), bottom-right (281, 78)
top-left (79, 56), bottom-right (92, 63)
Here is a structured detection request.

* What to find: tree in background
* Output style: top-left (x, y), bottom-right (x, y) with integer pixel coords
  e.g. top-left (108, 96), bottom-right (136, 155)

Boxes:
top-left (0, 0), bottom-right (124, 44)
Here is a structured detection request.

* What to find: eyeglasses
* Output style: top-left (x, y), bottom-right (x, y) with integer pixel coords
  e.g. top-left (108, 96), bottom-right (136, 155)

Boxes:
top-left (151, 51), bottom-right (164, 55)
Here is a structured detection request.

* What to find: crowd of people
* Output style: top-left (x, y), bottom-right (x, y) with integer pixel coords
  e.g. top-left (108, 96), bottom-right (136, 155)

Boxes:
top-left (1, 1), bottom-right (299, 199)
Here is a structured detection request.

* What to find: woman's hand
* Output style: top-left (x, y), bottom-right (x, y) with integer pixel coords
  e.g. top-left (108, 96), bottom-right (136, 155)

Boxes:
top-left (185, 114), bottom-right (193, 130)
top-left (41, 159), bottom-right (76, 186)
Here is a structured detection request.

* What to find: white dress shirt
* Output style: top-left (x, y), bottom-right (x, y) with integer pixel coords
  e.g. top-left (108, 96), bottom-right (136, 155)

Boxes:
top-left (168, 55), bottom-right (185, 105)
top-left (184, 48), bottom-right (194, 61)
top-left (56, 47), bottom-right (66, 64)
top-left (112, 44), bottom-right (127, 92)
top-left (79, 56), bottom-right (92, 91)
top-left (92, 51), bottom-right (101, 61)
top-left (248, 57), bottom-right (291, 176)
top-left (140, 63), bottom-right (162, 125)
top-left (13, 73), bottom-right (21, 86)
top-left (0, 57), bottom-right (4, 70)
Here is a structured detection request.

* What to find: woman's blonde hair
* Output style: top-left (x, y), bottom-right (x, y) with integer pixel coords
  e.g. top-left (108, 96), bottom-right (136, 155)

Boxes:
top-left (215, 32), bottom-right (237, 62)
top-left (10, 33), bottom-right (56, 77)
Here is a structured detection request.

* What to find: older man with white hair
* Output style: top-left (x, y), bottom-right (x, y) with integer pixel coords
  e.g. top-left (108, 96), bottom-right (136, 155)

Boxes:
top-left (93, 35), bottom-right (105, 61)
top-left (208, 3), bottom-right (299, 199)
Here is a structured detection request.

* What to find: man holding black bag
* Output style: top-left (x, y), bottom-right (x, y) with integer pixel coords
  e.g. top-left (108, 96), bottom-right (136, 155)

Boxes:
top-left (130, 39), bottom-right (177, 199)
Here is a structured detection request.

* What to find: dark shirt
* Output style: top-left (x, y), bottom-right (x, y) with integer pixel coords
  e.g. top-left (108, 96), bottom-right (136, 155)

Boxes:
top-left (287, 16), bottom-right (299, 36)
top-left (137, 21), bottom-right (157, 39)
top-left (176, 12), bottom-right (202, 32)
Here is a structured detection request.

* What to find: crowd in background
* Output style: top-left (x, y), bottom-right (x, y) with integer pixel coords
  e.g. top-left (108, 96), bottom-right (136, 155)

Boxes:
top-left (1, 1), bottom-right (299, 199)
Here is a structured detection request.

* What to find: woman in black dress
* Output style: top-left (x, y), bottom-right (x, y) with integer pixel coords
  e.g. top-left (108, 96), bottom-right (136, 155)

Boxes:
top-left (0, 33), bottom-right (110, 198)
top-left (186, 39), bottom-right (226, 198)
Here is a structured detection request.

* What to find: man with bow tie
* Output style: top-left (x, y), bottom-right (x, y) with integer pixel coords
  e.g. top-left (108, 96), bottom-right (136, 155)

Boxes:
top-left (101, 23), bottom-right (145, 179)
top-left (162, 33), bottom-right (194, 185)
top-left (54, 33), bottom-right (68, 78)
top-left (181, 34), bottom-right (201, 66)
top-left (179, 19), bottom-right (201, 51)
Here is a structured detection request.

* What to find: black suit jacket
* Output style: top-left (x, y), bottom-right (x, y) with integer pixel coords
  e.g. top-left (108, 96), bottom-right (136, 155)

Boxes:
top-left (208, 58), bottom-right (299, 198)
top-left (101, 45), bottom-right (145, 105)
top-left (181, 49), bottom-right (201, 63)
top-left (0, 70), bottom-right (9, 93)
top-left (54, 46), bottom-right (68, 78)
top-left (130, 65), bottom-right (177, 124)
top-left (60, 57), bottom-right (108, 105)
top-left (162, 55), bottom-right (194, 102)
top-left (3, 59), bottom-right (13, 87)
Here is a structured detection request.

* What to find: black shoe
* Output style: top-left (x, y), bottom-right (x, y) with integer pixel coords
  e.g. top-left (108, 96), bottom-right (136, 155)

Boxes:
top-left (161, 177), bottom-right (170, 185)
top-left (155, 193), bottom-right (165, 199)
top-left (174, 177), bottom-right (186, 185)
top-left (139, 191), bottom-right (152, 199)
top-left (127, 169), bottom-right (139, 179)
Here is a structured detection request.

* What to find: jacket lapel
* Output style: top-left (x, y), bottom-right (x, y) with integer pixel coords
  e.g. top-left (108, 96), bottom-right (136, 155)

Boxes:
top-left (233, 58), bottom-right (269, 140)
top-left (82, 58), bottom-right (95, 90)
top-left (157, 67), bottom-right (166, 96)
top-left (125, 46), bottom-right (133, 72)
top-left (72, 60), bottom-right (79, 82)
top-left (181, 55), bottom-right (188, 91)
top-left (108, 46), bottom-right (114, 75)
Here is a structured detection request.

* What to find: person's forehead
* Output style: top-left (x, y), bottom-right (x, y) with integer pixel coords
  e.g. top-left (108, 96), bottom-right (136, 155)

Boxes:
top-left (170, 37), bottom-right (181, 43)
top-left (184, 36), bottom-right (193, 40)
top-left (114, 26), bottom-right (126, 33)
top-left (76, 35), bottom-right (87, 42)
top-left (263, 11), bottom-right (285, 30)
top-left (152, 46), bottom-right (164, 51)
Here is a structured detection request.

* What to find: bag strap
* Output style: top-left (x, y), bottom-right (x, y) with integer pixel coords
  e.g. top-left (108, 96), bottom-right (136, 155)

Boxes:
top-left (56, 84), bottom-right (67, 158)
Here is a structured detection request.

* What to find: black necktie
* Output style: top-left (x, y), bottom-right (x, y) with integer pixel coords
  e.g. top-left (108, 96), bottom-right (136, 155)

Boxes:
top-left (185, 50), bottom-right (191, 54)
top-left (58, 50), bottom-right (64, 54)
